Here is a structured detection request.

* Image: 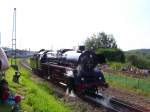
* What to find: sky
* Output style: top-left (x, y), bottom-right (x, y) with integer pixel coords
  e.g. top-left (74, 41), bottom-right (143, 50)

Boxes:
top-left (0, 0), bottom-right (150, 51)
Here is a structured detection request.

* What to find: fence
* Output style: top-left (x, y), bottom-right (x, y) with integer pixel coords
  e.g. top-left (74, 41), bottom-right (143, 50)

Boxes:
top-left (104, 71), bottom-right (150, 94)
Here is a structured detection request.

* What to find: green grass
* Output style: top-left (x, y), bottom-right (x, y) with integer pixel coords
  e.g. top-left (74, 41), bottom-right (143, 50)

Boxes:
top-left (104, 72), bottom-right (150, 97)
top-left (5, 60), bottom-right (71, 112)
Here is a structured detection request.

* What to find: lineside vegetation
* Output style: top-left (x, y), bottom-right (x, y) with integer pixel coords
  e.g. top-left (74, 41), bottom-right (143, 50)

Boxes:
top-left (5, 59), bottom-right (71, 112)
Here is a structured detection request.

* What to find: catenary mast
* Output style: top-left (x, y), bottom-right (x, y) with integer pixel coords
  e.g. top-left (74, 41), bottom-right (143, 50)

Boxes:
top-left (11, 8), bottom-right (17, 67)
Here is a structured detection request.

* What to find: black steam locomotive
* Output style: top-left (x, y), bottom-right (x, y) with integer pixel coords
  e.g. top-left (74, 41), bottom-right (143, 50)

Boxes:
top-left (30, 47), bottom-right (108, 94)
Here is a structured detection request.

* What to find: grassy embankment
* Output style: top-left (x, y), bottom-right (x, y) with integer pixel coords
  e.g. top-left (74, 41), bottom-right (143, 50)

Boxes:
top-left (5, 59), bottom-right (71, 112)
top-left (104, 72), bottom-right (150, 97)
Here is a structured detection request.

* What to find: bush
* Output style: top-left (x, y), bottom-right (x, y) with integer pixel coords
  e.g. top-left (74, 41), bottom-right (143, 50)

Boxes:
top-left (96, 48), bottom-right (125, 63)
top-left (109, 62), bottom-right (123, 70)
top-left (127, 54), bottom-right (150, 69)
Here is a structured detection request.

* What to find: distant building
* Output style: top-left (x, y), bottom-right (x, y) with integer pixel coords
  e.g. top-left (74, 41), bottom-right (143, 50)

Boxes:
top-left (3, 47), bottom-right (34, 58)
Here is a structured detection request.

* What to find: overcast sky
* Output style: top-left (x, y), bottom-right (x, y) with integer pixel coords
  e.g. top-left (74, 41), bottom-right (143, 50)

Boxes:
top-left (0, 0), bottom-right (150, 51)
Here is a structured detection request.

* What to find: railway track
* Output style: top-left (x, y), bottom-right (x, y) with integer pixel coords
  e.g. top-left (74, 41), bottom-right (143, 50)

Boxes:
top-left (21, 59), bottom-right (150, 112)
top-left (81, 93), bottom-right (150, 112)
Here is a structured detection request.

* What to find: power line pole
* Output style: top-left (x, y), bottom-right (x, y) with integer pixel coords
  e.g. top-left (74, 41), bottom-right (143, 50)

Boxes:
top-left (11, 8), bottom-right (17, 69)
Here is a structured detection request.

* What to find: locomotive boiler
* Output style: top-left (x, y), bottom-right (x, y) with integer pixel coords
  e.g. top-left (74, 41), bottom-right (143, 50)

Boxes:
top-left (30, 47), bottom-right (108, 94)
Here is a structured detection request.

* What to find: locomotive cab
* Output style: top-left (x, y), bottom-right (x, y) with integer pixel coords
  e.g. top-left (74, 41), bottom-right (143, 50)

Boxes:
top-left (30, 49), bottom-right (50, 73)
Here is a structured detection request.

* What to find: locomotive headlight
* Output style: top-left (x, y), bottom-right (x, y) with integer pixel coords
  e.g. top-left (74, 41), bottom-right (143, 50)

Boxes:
top-left (81, 77), bottom-right (84, 81)
top-left (99, 77), bottom-right (102, 80)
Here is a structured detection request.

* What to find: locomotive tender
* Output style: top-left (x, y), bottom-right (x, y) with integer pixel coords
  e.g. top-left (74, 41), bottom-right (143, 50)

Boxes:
top-left (30, 47), bottom-right (108, 94)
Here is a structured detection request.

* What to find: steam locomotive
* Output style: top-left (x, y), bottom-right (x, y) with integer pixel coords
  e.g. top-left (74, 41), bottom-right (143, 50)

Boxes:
top-left (30, 47), bottom-right (108, 94)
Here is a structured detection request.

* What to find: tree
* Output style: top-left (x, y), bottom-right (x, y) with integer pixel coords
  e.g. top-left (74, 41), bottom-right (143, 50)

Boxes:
top-left (85, 32), bottom-right (117, 50)
top-left (84, 32), bottom-right (125, 63)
